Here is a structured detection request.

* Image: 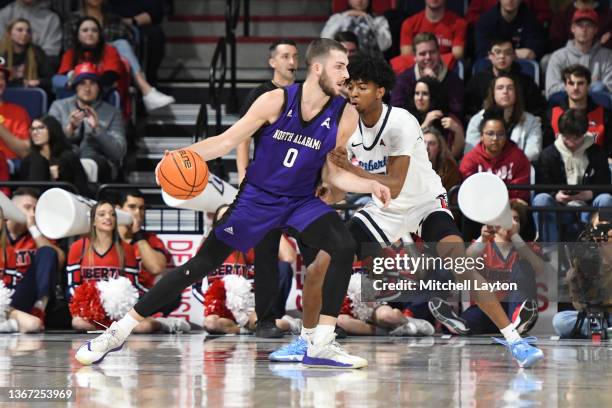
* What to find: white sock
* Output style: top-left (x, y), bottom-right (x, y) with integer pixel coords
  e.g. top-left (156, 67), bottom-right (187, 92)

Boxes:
top-left (0, 319), bottom-right (18, 332)
top-left (501, 324), bottom-right (521, 343)
top-left (117, 313), bottom-right (140, 335)
top-left (301, 326), bottom-right (315, 341)
top-left (312, 324), bottom-right (335, 345)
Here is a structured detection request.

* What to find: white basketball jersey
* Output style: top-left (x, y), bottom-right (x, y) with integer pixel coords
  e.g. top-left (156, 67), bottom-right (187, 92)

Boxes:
top-left (346, 104), bottom-right (446, 211)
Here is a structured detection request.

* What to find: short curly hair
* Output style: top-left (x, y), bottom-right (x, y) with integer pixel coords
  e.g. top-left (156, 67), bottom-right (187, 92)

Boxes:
top-left (347, 54), bottom-right (396, 95)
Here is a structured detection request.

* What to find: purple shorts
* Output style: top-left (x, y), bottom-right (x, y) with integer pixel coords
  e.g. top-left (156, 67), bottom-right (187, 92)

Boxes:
top-left (214, 183), bottom-right (334, 252)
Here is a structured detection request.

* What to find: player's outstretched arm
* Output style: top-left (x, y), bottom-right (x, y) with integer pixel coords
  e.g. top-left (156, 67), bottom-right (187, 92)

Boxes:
top-left (325, 159), bottom-right (391, 207)
top-left (328, 146), bottom-right (409, 199)
top-left (185, 89), bottom-right (285, 161)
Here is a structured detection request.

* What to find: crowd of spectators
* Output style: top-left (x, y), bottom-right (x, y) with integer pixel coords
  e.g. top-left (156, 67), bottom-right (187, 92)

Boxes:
top-left (323, 0), bottom-right (612, 243)
top-left (0, 0), bottom-right (174, 192)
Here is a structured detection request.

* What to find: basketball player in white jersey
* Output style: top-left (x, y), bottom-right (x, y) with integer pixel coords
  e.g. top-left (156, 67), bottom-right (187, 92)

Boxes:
top-left (272, 55), bottom-right (544, 368)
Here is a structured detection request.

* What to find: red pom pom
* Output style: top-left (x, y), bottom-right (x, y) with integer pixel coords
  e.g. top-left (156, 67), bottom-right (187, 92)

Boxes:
top-left (69, 281), bottom-right (111, 327)
top-left (203, 279), bottom-right (235, 321)
top-left (339, 295), bottom-right (355, 318)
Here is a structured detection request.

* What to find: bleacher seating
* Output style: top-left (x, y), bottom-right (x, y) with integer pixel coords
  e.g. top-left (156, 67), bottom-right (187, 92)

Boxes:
top-left (3, 87), bottom-right (48, 119)
top-left (472, 57), bottom-right (541, 86)
top-left (548, 91), bottom-right (612, 110)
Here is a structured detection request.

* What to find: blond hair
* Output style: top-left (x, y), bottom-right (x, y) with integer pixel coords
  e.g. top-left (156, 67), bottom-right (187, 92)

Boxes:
top-left (0, 18), bottom-right (38, 81)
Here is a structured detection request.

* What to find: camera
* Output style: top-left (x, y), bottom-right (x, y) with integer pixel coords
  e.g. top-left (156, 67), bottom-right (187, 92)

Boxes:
top-left (564, 211), bottom-right (612, 339)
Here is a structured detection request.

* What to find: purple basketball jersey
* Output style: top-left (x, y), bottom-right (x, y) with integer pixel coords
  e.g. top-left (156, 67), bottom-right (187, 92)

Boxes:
top-left (246, 84), bottom-right (347, 196)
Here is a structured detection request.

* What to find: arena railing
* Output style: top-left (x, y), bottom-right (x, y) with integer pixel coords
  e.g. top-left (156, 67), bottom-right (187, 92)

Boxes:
top-left (0, 181), bottom-right (79, 194)
top-left (243, 0), bottom-right (251, 37)
top-left (5, 181), bottom-right (609, 238)
top-left (225, 0), bottom-right (241, 114)
top-left (446, 183), bottom-right (612, 241)
top-left (207, 36), bottom-right (228, 178)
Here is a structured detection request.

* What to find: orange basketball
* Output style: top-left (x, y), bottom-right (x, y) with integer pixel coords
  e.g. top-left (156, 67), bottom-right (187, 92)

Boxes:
top-left (158, 149), bottom-right (208, 200)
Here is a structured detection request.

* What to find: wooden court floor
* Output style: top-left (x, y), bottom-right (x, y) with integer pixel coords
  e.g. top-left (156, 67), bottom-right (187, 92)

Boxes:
top-left (0, 333), bottom-right (610, 407)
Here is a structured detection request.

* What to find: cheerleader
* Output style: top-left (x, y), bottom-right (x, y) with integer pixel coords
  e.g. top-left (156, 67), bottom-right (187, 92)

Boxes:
top-left (337, 259), bottom-right (435, 336)
top-left (0, 207), bottom-right (43, 333)
top-left (68, 201), bottom-right (188, 333)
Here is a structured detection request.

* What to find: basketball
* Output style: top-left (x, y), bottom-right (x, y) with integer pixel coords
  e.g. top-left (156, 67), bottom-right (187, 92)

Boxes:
top-left (158, 149), bottom-right (208, 200)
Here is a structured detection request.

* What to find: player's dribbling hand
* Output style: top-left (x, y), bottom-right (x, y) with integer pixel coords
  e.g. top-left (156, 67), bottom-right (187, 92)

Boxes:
top-left (371, 181), bottom-right (391, 207)
top-left (155, 150), bottom-right (172, 186)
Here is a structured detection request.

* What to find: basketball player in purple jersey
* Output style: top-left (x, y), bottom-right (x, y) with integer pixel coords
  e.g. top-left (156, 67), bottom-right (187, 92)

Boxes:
top-left (75, 39), bottom-right (389, 368)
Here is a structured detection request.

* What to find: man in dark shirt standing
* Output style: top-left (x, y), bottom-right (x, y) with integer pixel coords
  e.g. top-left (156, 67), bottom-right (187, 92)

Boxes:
top-left (235, 39), bottom-right (299, 338)
top-left (475, 0), bottom-right (545, 60)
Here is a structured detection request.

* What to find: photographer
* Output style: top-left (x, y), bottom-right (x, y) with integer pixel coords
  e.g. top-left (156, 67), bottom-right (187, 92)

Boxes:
top-left (552, 210), bottom-right (612, 338)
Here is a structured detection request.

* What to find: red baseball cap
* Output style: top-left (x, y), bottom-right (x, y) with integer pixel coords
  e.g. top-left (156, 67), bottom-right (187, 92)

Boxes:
top-left (572, 9), bottom-right (599, 25)
top-left (72, 62), bottom-right (100, 88)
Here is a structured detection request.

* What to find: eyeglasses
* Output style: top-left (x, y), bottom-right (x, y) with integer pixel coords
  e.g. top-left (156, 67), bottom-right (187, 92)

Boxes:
top-left (483, 131), bottom-right (507, 139)
top-left (30, 125), bottom-right (46, 132)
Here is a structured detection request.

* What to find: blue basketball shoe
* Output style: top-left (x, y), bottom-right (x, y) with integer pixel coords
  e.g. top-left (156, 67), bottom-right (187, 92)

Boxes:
top-left (269, 337), bottom-right (308, 362)
top-left (493, 336), bottom-right (544, 368)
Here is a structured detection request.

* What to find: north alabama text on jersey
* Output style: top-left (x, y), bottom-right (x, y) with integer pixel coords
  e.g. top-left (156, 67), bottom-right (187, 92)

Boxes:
top-left (272, 129), bottom-right (322, 150)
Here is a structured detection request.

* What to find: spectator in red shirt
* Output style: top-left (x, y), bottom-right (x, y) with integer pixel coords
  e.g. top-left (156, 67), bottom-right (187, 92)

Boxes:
top-left (544, 64), bottom-right (611, 154)
top-left (400, 0), bottom-right (467, 62)
top-left (466, 0), bottom-right (551, 27)
top-left (460, 109), bottom-right (531, 203)
top-left (63, 5), bottom-right (173, 111)
top-left (0, 60), bottom-right (30, 161)
top-left (55, 16), bottom-right (127, 101)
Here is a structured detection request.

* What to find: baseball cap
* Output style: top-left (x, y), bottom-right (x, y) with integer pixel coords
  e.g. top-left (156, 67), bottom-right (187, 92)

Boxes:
top-left (572, 9), bottom-right (599, 25)
top-left (72, 62), bottom-right (100, 89)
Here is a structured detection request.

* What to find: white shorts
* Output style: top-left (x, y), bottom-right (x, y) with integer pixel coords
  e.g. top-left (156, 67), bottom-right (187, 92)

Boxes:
top-left (353, 195), bottom-right (453, 244)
